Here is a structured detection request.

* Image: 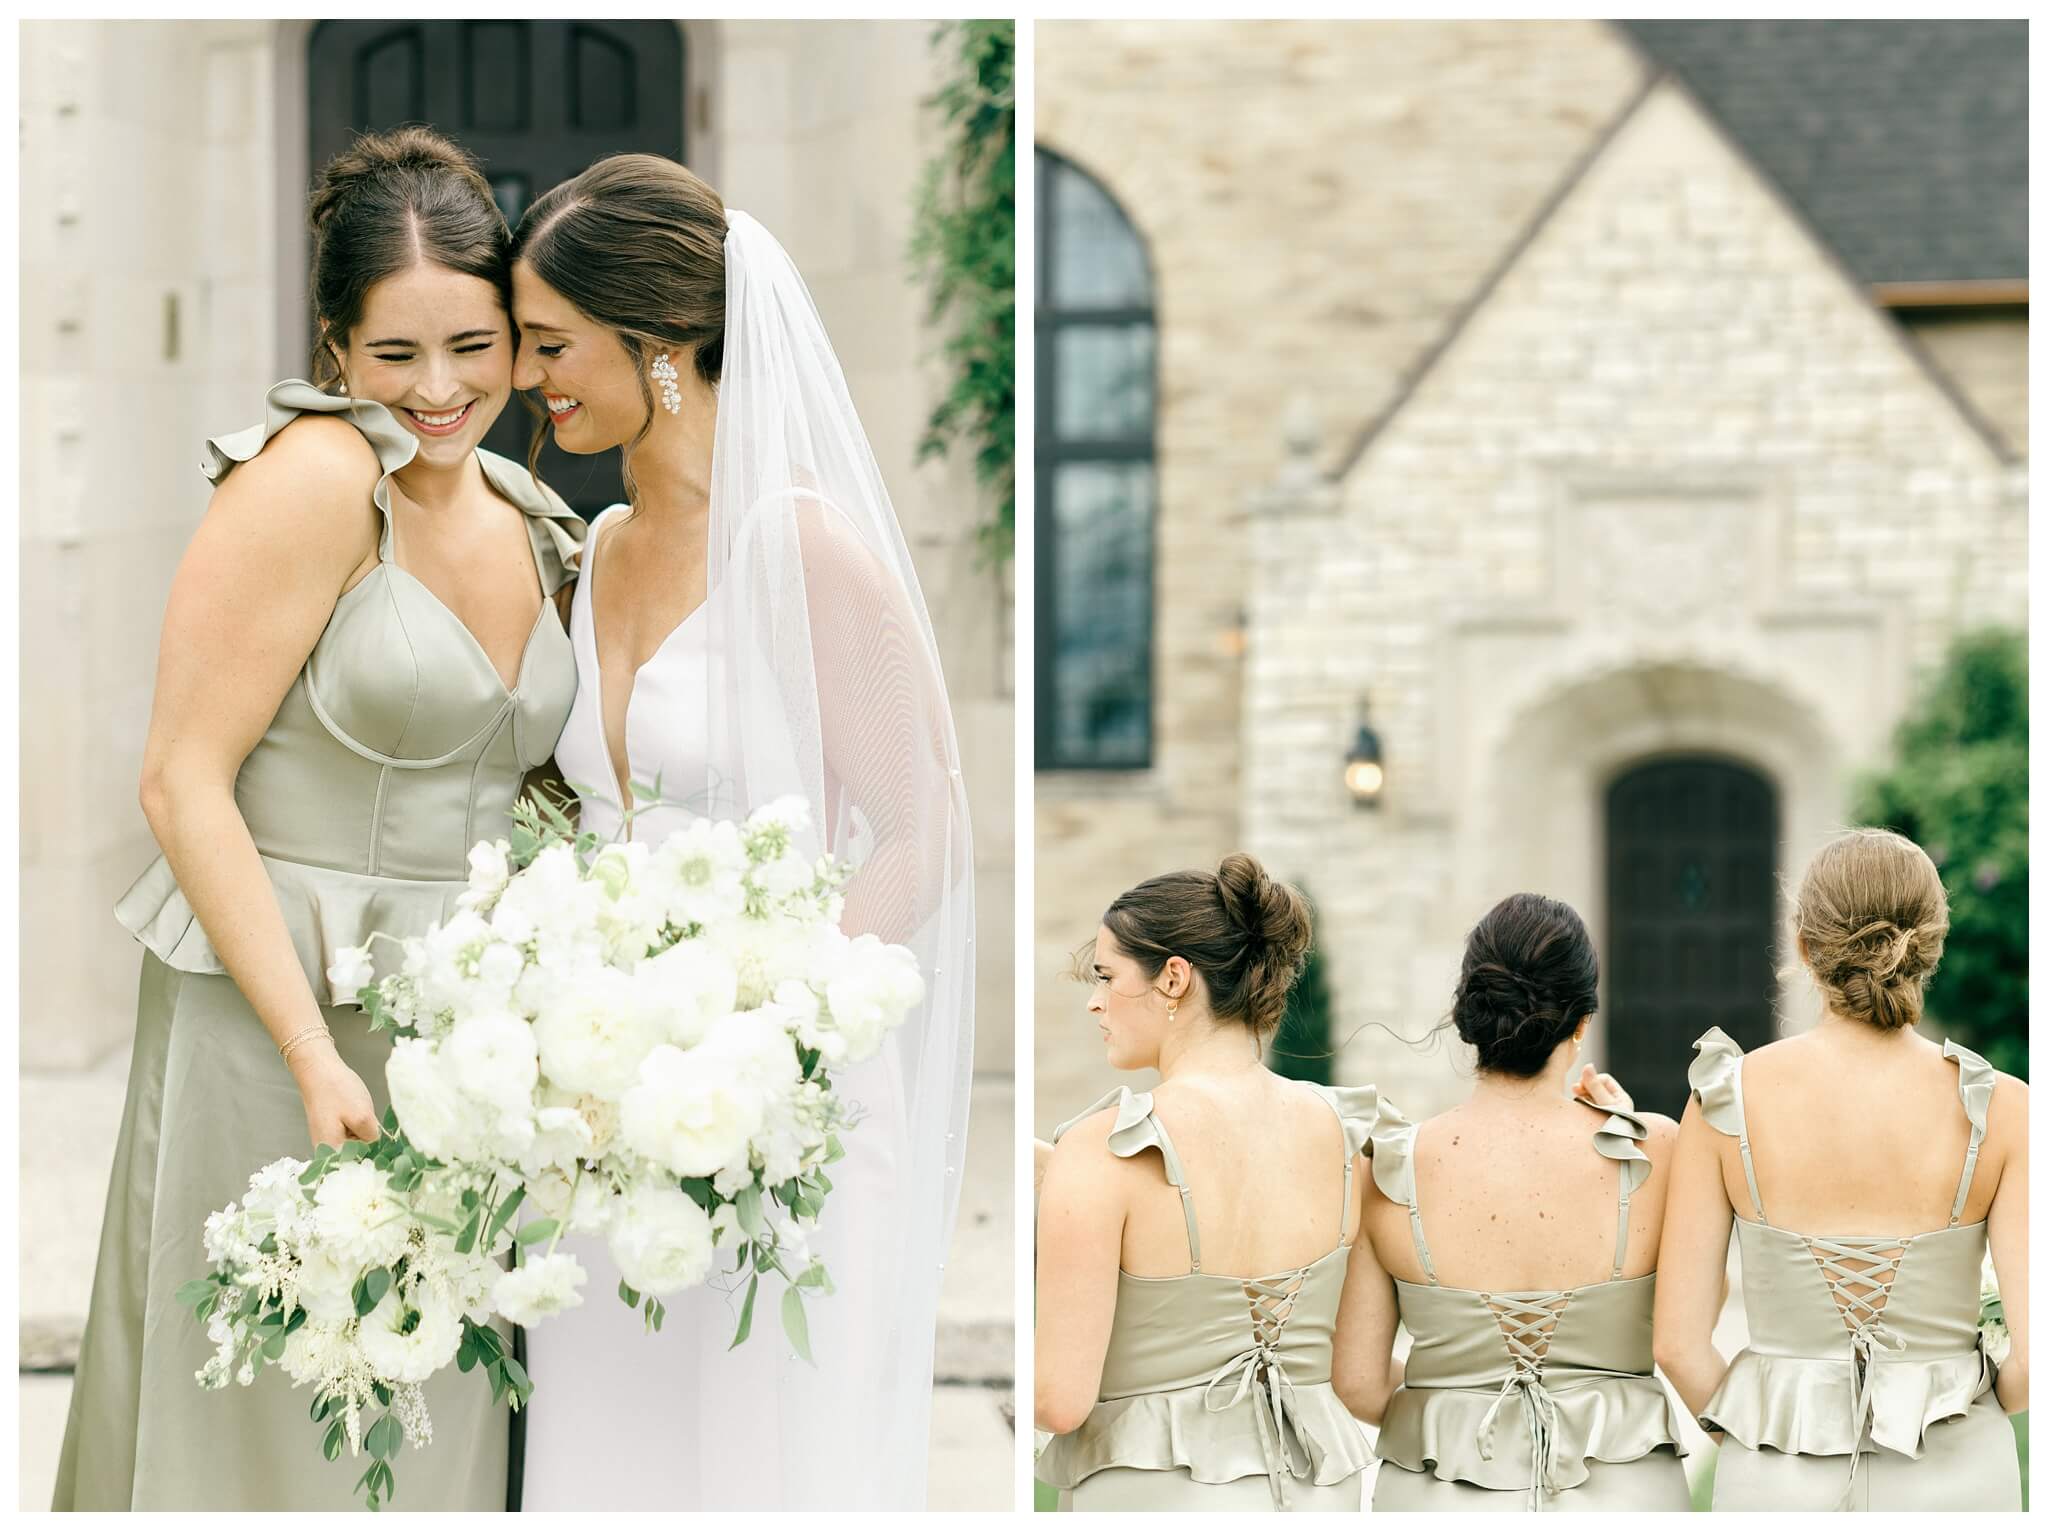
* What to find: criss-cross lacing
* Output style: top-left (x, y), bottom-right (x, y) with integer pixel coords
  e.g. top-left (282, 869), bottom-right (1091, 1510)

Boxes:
top-left (1803, 1235), bottom-right (1909, 1509)
top-left (1474, 1291), bottom-right (1572, 1511)
top-left (1202, 1269), bottom-right (1312, 1508)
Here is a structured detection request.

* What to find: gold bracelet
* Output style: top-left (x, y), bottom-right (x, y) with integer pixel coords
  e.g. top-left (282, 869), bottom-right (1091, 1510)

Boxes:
top-left (278, 1023), bottom-right (332, 1062)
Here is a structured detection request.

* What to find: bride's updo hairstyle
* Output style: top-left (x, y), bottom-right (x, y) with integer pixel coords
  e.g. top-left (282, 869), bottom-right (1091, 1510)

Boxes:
top-left (1100, 854), bottom-right (1312, 1038)
top-left (1452, 894), bottom-right (1599, 1077)
top-left (511, 155), bottom-right (727, 491)
top-left (306, 126), bottom-right (510, 391)
top-left (1792, 828), bottom-right (1948, 1032)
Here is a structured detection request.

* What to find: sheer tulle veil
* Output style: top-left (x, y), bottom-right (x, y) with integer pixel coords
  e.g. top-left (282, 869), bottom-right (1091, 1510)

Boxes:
top-left (676, 208), bottom-right (975, 1501)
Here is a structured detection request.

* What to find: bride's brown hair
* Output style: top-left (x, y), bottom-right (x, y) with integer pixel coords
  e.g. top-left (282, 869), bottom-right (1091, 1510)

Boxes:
top-left (511, 154), bottom-right (728, 502)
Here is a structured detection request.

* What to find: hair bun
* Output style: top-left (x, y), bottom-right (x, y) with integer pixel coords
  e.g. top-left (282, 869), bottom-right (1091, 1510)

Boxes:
top-left (1215, 853), bottom-right (1311, 963)
top-left (1450, 894), bottom-right (1599, 1078)
top-left (310, 126), bottom-right (489, 235)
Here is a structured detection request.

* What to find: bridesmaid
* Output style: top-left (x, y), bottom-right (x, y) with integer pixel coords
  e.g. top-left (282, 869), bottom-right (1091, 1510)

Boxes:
top-left (53, 128), bottom-right (583, 1510)
top-left (1655, 828), bottom-right (2026, 1510)
top-left (1354, 893), bottom-right (1692, 1510)
top-left (1035, 855), bottom-right (1390, 1510)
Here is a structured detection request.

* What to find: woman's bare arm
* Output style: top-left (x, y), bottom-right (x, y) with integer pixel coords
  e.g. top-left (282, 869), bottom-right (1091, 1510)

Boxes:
top-left (1331, 1160), bottom-right (1404, 1424)
top-left (1651, 1098), bottom-right (1735, 1421)
top-left (140, 414), bottom-right (384, 1146)
top-left (1988, 1075), bottom-right (2028, 1413)
top-left (1034, 1112), bottom-right (1126, 1435)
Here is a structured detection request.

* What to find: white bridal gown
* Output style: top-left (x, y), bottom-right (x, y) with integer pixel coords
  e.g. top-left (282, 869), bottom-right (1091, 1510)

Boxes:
top-left (519, 506), bottom-right (920, 1510)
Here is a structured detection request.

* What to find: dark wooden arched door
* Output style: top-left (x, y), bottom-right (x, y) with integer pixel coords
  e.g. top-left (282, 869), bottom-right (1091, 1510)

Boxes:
top-left (308, 21), bottom-right (684, 516)
top-left (1604, 757), bottom-right (1778, 1118)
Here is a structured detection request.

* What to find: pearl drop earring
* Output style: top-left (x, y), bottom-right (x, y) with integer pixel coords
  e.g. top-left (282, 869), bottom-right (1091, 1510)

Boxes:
top-left (651, 352), bottom-right (682, 415)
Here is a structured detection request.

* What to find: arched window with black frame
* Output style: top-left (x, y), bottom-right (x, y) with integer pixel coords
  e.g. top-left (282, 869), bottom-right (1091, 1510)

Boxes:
top-left (1036, 148), bottom-right (1156, 770)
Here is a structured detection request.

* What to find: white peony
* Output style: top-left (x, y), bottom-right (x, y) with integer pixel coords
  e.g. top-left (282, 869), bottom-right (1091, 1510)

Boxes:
top-left (293, 1244), bottom-right (363, 1325)
top-left (607, 1183), bottom-right (715, 1296)
top-left (444, 1011), bottom-right (541, 1116)
top-left (519, 1103), bottom-right (596, 1180)
top-left (821, 935), bottom-right (926, 1064)
top-left (476, 940), bottom-right (526, 997)
top-left (530, 965), bottom-right (659, 1098)
top-left (632, 941), bottom-right (740, 1048)
top-left (356, 1284), bottom-right (462, 1383)
top-left (309, 1161), bottom-right (412, 1270)
top-left (491, 1252), bottom-right (589, 1325)
top-left (618, 1043), bottom-right (764, 1178)
top-left (386, 1039), bottom-right (488, 1165)
top-left (326, 944), bottom-right (376, 998)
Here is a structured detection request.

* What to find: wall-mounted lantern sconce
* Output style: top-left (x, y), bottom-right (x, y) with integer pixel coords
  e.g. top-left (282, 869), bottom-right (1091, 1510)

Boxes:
top-left (1344, 707), bottom-right (1385, 809)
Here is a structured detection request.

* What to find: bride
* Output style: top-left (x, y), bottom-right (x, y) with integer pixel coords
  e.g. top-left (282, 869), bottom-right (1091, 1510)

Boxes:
top-left (505, 154), bottom-right (975, 1509)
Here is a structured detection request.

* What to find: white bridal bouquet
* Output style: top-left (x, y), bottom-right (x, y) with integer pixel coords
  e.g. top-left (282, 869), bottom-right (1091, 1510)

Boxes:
top-left (180, 790), bottom-right (924, 1508)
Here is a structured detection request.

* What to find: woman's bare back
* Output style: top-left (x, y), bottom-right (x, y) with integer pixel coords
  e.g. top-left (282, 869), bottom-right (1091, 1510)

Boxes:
top-left (1112, 1072), bottom-right (1361, 1279)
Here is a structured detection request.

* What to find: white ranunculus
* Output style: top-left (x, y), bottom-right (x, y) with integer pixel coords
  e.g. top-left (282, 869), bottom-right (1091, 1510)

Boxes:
top-left (309, 1161), bottom-right (412, 1270)
top-left (461, 837), bottom-right (512, 904)
top-left (444, 1011), bottom-right (541, 1116)
top-left (386, 1039), bottom-right (487, 1165)
top-left (820, 935), bottom-right (925, 1064)
top-left (356, 1284), bottom-right (462, 1383)
top-left (618, 1043), bottom-right (764, 1178)
top-left (633, 941), bottom-right (740, 1048)
top-left (530, 965), bottom-right (658, 1098)
top-left (326, 944), bottom-right (376, 999)
top-left (293, 1244), bottom-right (363, 1325)
top-left (491, 1252), bottom-right (588, 1325)
top-left (607, 1183), bottom-right (715, 1297)
top-left (653, 819), bottom-right (749, 928)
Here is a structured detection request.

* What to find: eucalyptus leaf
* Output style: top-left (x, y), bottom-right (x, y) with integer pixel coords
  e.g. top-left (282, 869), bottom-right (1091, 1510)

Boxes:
top-left (736, 1185), bottom-right (765, 1238)
top-left (781, 1286), bottom-right (813, 1364)
top-left (730, 1273), bottom-right (760, 1349)
top-left (514, 1218), bottom-right (559, 1246)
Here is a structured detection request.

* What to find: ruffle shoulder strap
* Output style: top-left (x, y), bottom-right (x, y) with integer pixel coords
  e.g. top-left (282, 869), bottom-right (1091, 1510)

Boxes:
top-left (1052, 1085), bottom-right (1161, 1158)
top-left (1588, 1101), bottom-right (1654, 1197)
top-left (1687, 1026), bottom-right (1749, 1140)
top-left (1366, 1095), bottom-right (1422, 1208)
top-left (1942, 1039), bottom-right (1995, 1137)
top-left (202, 380), bottom-right (418, 528)
top-left (1314, 1082), bottom-right (1385, 1164)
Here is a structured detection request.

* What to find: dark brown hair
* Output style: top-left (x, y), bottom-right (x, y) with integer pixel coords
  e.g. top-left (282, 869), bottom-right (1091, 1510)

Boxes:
top-left (1451, 894), bottom-right (1599, 1077)
top-left (307, 126), bottom-right (511, 389)
top-left (510, 154), bottom-right (728, 502)
top-left (1792, 828), bottom-right (1948, 1032)
top-left (1100, 854), bottom-right (1313, 1037)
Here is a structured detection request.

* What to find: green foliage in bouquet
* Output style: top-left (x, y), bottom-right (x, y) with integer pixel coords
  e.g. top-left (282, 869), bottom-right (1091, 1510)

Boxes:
top-left (1269, 887), bottom-right (1335, 1086)
top-left (909, 19), bottom-right (1016, 566)
top-left (1853, 628), bottom-right (2027, 1077)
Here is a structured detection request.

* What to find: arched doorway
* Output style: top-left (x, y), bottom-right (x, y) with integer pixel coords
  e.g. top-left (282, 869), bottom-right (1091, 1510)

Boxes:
top-left (307, 21), bottom-right (685, 516)
top-left (1604, 756), bottom-right (1778, 1117)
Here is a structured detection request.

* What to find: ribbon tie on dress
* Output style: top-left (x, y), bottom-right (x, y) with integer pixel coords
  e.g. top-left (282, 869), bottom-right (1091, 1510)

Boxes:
top-left (1202, 1341), bottom-right (1308, 1509)
top-left (1476, 1369), bottom-right (1563, 1512)
top-left (1837, 1321), bottom-right (1907, 1511)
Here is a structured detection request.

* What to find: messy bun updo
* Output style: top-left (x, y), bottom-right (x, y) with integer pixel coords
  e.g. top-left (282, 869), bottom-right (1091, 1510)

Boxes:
top-left (1793, 828), bottom-right (1948, 1032)
top-left (307, 126), bottom-right (511, 390)
top-left (1451, 894), bottom-right (1599, 1077)
top-left (1100, 853), bottom-right (1313, 1036)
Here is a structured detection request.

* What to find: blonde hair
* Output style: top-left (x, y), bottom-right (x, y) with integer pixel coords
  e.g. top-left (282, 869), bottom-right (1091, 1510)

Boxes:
top-left (1792, 828), bottom-right (1949, 1032)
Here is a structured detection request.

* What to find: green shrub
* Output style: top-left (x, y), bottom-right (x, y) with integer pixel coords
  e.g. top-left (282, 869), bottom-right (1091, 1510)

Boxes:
top-left (1269, 887), bottom-right (1335, 1085)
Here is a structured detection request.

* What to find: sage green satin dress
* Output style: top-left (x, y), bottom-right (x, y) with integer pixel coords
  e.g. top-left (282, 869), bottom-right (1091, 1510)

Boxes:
top-left (52, 381), bottom-right (584, 1511)
top-left (1037, 1083), bottom-right (1379, 1511)
top-left (1370, 1100), bottom-right (1691, 1511)
top-left (1688, 1027), bottom-right (2019, 1511)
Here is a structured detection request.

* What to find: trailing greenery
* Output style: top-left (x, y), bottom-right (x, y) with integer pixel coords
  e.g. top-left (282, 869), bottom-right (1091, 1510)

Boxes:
top-left (1852, 627), bottom-right (2027, 1077)
top-left (1269, 887), bottom-right (1335, 1086)
top-left (909, 20), bottom-right (1016, 565)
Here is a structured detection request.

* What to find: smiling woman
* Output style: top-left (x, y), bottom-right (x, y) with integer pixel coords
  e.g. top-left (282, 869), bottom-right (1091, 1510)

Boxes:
top-left (50, 125), bottom-right (584, 1512)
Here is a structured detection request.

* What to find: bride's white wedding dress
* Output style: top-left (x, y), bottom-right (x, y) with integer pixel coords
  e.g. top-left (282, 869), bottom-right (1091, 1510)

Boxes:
top-left (519, 210), bottom-right (973, 1511)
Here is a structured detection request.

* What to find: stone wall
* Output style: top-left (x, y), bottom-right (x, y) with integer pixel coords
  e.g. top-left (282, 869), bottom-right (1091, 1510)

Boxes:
top-left (1032, 19), bottom-right (1648, 1132)
top-left (1240, 80), bottom-right (2027, 1117)
top-left (20, 20), bottom-right (1014, 1076)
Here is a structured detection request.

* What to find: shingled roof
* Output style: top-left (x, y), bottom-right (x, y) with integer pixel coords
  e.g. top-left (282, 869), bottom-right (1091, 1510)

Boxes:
top-left (1617, 20), bottom-right (2027, 286)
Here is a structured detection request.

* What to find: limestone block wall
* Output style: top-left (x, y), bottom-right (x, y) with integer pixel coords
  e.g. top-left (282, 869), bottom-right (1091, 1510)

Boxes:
top-left (1240, 80), bottom-right (2027, 1116)
top-left (21, 21), bottom-right (280, 1070)
top-left (1032, 19), bottom-right (1647, 1132)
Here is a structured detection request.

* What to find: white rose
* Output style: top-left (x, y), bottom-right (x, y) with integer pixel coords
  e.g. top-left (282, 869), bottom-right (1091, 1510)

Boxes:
top-left (356, 1285), bottom-right (462, 1384)
top-left (386, 1039), bottom-right (487, 1165)
top-left (309, 1161), bottom-right (411, 1269)
top-left (326, 944), bottom-right (376, 1000)
top-left (530, 965), bottom-right (659, 1098)
top-left (491, 1252), bottom-right (588, 1325)
top-left (444, 1011), bottom-right (541, 1116)
top-left (293, 1244), bottom-right (362, 1325)
top-left (458, 838), bottom-right (512, 909)
top-left (619, 1043), bottom-right (764, 1178)
top-left (606, 1183), bottom-right (714, 1296)
top-left (633, 941), bottom-right (740, 1048)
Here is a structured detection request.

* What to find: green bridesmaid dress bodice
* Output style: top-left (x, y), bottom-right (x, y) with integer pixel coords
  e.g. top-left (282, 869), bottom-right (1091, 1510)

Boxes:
top-left (115, 379), bottom-right (584, 1000)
